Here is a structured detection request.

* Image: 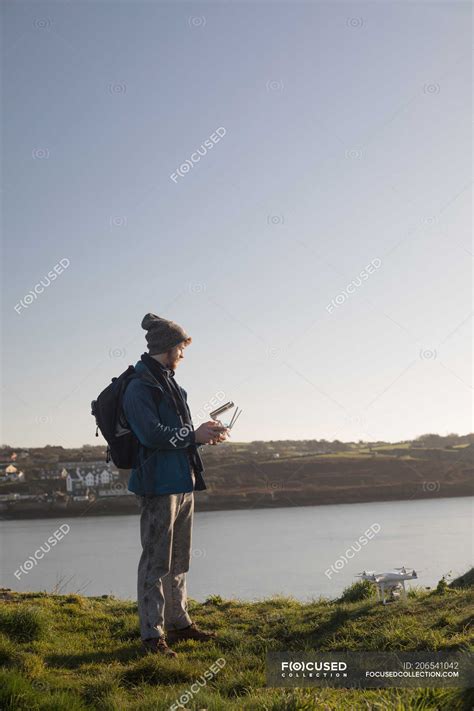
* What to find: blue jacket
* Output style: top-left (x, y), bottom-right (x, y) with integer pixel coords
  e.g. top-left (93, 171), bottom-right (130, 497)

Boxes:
top-left (123, 360), bottom-right (206, 495)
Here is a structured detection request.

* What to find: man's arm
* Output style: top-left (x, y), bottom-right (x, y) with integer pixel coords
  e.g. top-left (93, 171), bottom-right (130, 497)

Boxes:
top-left (180, 386), bottom-right (205, 447)
top-left (123, 382), bottom-right (196, 450)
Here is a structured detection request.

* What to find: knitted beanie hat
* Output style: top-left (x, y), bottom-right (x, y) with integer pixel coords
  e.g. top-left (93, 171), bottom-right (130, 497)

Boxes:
top-left (141, 313), bottom-right (192, 354)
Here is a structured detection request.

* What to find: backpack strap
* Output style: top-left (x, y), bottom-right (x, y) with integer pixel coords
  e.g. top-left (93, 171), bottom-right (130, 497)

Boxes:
top-left (128, 368), bottom-right (163, 412)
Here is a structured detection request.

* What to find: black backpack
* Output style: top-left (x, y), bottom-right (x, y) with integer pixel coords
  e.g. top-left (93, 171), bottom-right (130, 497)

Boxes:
top-left (91, 365), bottom-right (141, 468)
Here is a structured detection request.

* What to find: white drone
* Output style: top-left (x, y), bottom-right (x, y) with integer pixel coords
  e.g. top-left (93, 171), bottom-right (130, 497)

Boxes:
top-left (356, 567), bottom-right (418, 604)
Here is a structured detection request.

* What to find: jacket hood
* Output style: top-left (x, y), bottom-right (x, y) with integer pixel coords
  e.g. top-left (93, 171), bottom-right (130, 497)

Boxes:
top-left (134, 360), bottom-right (164, 389)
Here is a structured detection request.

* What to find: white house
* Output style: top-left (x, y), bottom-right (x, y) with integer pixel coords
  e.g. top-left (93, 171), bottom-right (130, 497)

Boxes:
top-left (80, 469), bottom-right (113, 487)
top-left (84, 472), bottom-right (95, 487)
top-left (0, 464), bottom-right (25, 482)
top-left (62, 462), bottom-right (118, 492)
top-left (39, 467), bottom-right (67, 480)
top-left (100, 469), bottom-right (112, 484)
top-left (66, 471), bottom-right (86, 494)
top-left (98, 487), bottom-right (132, 497)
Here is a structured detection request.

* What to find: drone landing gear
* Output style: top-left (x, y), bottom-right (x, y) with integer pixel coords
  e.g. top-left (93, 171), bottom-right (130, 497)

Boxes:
top-left (377, 581), bottom-right (407, 605)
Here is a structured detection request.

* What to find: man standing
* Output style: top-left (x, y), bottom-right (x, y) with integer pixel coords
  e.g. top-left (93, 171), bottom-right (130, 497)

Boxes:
top-left (123, 313), bottom-right (228, 657)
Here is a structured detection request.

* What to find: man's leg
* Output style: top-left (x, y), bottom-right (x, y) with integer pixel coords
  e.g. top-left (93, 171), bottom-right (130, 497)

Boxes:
top-left (137, 494), bottom-right (179, 640)
top-left (163, 491), bottom-right (194, 632)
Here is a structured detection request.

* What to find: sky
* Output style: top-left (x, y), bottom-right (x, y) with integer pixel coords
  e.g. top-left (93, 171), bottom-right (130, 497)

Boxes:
top-left (2, 0), bottom-right (472, 448)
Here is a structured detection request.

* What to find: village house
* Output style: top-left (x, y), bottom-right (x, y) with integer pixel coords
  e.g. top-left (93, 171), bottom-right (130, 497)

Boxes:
top-left (0, 464), bottom-right (25, 483)
top-left (83, 469), bottom-right (114, 487)
top-left (98, 487), bottom-right (133, 497)
top-left (63, 461), bottom-right (119, 495)
top-left (65, 470), bottom-right (87, 495)
top-left (38, 467), bottom-right (68, 480)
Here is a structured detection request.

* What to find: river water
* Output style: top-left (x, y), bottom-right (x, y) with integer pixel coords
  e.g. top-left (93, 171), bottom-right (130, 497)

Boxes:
top-left (0, 496), bottom-right (472, 601)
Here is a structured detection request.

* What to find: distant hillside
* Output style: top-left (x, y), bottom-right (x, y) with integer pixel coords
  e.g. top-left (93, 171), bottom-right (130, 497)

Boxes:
top-left (2, 432), bottom-right (473, 467)
top-left (0, 435), bottom-right (472, 518)
top-left (198, 440), bottom-right (473, 509)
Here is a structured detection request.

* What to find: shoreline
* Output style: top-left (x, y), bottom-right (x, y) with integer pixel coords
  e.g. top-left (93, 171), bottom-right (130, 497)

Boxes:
top-left (0, 489), bottom-right (471, 521)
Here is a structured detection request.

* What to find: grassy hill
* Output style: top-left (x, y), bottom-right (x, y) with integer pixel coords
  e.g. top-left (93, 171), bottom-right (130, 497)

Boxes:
top-left (0, 574), bottom-right (472, 710)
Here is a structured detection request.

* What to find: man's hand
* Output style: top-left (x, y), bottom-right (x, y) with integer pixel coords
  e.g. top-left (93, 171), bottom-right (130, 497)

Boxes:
top-left (209, 429), bottom-right (230, 445)
top-left (194, 420), bottom-right (229, 445)
top-left (209, 418), bottom-right (230, 445)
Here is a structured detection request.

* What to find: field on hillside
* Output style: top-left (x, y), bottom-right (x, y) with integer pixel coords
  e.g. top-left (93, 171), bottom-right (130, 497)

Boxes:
top-left (198, 443), bottom-right (473, 509)
top-left (1, 439), bottom-right (472, 517)
top-left (0, 575), bottom-right (473, 710)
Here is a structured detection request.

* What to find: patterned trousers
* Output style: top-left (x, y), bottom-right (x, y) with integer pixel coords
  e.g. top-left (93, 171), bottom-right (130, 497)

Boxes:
top-left (136, 492), bottom-right (194, 640)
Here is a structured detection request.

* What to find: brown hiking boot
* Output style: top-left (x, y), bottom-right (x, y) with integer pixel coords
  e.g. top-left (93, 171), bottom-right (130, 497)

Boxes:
top-left (166, 622), bottom-right (217, 644)
top-left (141, 636), bottom-right (177, 658)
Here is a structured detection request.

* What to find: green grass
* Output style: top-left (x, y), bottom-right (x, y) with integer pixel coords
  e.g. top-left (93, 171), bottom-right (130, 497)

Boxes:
top-left (0, 580), bottom-right (472, 710)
